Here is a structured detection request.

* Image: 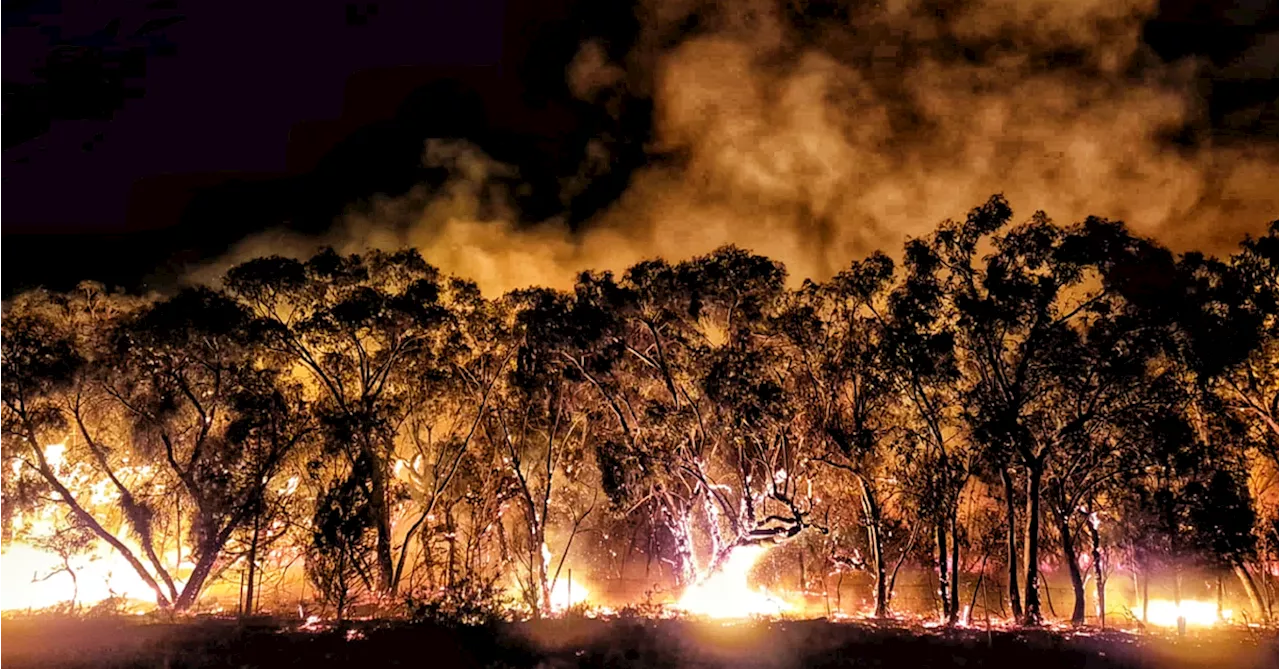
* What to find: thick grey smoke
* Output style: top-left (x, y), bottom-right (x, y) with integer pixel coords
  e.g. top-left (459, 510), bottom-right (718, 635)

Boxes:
top-left (201, 0), bottom-right (1278, 294)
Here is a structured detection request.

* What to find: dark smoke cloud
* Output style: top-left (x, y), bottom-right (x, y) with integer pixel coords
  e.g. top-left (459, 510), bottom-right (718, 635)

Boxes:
top-left (198, 0), bottom-right (1278, 294)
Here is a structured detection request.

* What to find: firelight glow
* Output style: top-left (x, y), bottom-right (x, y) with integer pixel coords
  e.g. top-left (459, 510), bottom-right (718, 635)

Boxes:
top-left (548, 577), bottom-right (590, 613)
top-left (1, 444), bottom-right (173, 612)
top-left (1133, 599), bottom-right (1231, 628)
top-left (0, 542), bottom-right (158, 612)
top-left (674, 544), bottom-right (792, 619)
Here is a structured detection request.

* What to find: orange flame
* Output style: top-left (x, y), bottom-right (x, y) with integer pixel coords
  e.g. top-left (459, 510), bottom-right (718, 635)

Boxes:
top-left (1134, 599), bottom-right (1231, 628)
top-left (674, 544), bottom-right (791, 619)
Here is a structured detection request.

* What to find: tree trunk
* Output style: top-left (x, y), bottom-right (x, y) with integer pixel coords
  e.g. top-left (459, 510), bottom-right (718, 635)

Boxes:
top-left (949, 513), bottom-right (961, 625)
top-left (1142, 565), bottom-right (1149, 624)
top-left (244, 512), bottom-right (260, 617)
top-left (536, 537), bottom-right (551, 617)
top-left (857, 476), bottom-right (887, 618)
top-left (967, 552), bottom-right (990, 626)
top-left (1021, 460), bottom-right (1044, 625)
top-left (1086, 516), bottom-right (1105, 628)
top-left (27, 448), bottom-right (173, 609)
top-left (175, 548), bottom-right (219, 610)
top-left (936, 520), bottom-right (952, 623)
top-left (1000, 468), bottom-right (1023, 622)
top-left (667, 502), bottom-right (698, 587)
top-left (335, 552), bottom-right (348, 622)
top-left (369, 460), bottom-right (396, 595)
top-left (1234, 560), bottom-right (1269, 620)
top-left (1057, 512), bottom-right (1086, 626)
top-left (68, 566), bottom-right (79, 613)
top-left (1217, 573), bottom-right (1225, 621)
top-left (702, 489), bottom-right (724, 566)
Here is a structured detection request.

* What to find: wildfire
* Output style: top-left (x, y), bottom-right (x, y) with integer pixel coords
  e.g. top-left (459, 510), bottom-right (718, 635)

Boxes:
top-left (0, 542), bottom-right (157, 612)
top-left (548, 577), bottom-right (590, 613)
top-left (1, 444), bottom-right (171, 612)
top-left (1133, 600), bottom-right (1231, 628)
top-left (674, 545), bottom-right (792, 619)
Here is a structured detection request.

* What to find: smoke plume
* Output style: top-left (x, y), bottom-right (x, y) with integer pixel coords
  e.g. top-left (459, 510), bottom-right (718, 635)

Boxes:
top-left (200, 0), bottom-right (1278, 294)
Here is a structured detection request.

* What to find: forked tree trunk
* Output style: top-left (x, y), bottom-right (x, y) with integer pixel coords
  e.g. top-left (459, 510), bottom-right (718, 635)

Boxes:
top-left (175, 548), bottom-right (219, 610)
top-left (24, 437), bottom-right (173, 609)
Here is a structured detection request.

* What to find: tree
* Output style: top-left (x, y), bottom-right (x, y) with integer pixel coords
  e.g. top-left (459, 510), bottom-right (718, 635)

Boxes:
top-left (2, 286), bottom-right (179, 609)
top-left (573, 248), bottom-right (824, 589)
top-left (779, 253), bottom-right (901, 617)
top-left (885, 233), bottom-right (973, 625)
top-left (483, 286), bottom-right (600, 617)
top-left (918, 196), bottom-right (1175, 624)
top-left (1119, 222), bottom-right (1277, 620)
top-left (1038, 262), bottom-right (1173, 626)
top-left (1186, 467), bottom-right (1263, 615)
top-left (675, 247), bottom-right (828, 577)
top-left (390, 280), bottom-right (515, 594)
top-left (224, 248), bottom-right (457, 596)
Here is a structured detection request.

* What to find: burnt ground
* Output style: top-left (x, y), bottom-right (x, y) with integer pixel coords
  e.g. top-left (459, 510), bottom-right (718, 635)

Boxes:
top-left (1, 616), bottom-right (1275, 669)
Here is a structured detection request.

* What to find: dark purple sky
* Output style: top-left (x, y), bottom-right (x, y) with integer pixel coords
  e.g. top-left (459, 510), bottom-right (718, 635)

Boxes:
top-left (4, 0), bottom-right (510, 232)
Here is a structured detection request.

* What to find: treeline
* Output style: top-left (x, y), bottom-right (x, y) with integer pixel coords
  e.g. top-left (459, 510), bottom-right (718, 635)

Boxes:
top-left (3, 196), bottom-right (1276, 624)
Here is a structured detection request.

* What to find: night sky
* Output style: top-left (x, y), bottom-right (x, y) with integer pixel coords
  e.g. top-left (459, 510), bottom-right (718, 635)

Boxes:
top-left (2, 0), bottom-right (1275, 296)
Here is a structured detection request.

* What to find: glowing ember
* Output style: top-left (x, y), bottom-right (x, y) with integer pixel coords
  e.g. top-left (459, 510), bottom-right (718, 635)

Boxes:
top-left (549, 577), bottom-right (590, 613)
top-left (675, 545), bottom-right (792, 619)
top-left (1133, 600), bottom-right (1231, 628)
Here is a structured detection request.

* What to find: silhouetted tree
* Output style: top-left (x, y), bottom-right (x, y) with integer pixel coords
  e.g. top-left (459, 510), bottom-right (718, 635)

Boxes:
top-left (224, 249), bottom-right (456, 596)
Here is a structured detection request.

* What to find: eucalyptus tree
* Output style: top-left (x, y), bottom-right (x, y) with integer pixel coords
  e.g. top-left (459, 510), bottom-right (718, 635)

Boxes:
top-left (0, 286), bottom-right (168, 603)
top-left (777, 253), bottom-right (901, 617)
top-left (679, 247), bottom-right (829, 573)
top-left (1, 285), bottom-right (311, 610)
top-left (106, 287), bottom-right (313, 609)
top-left (1168, 228), bottom-right (1277, 616)
top-left (881, 234), bottom-right (973, 625)
top-left (223, 248), bottom-right (460, 596)
top-left (391, 279), bottom-right (517, 593)
top-left (575, 247), bottom-right (821, 587)
top-left (589, 258), bottom-right (717, 586)
top-left (481, 286), bottom-right (607, 616)
top-left (1037, 264), bottom-right (1176, 626)
top-left (912, 195), bottom-right (1180, 624)
top-left (1185, 465), bottom-right (1266, 619)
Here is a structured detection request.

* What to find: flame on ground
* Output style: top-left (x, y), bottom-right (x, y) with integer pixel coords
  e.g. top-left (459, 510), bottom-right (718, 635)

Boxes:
top-left (674, 544), bottom-right (792, 619)
top-left (1133, 599), bottom-right (1231, 628)
top-left (1, 542), bottom-right (159, 612)
top-left (2, 444), bottom-right (166, 612)
top-left (548, 577), bottom-right (590, 613)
